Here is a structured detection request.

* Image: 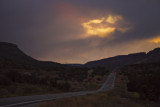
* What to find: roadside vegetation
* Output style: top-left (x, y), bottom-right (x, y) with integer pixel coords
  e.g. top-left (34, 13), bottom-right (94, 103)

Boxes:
top-left (37, 74), bottom-right (160, 107)
top-left (0, 61), bottom-right (109, 98)
top-left (120, 62), bottom-right (160, 102)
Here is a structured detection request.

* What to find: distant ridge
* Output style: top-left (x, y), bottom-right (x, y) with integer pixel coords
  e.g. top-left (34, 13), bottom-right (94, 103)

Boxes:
top-left (85, 52), bottom-right (146, 70)
top-left (64, 64), bottom-right (83, 67)
top-left (1, 42), bottom-right (160, 70)
top-left (140, 47), bottom-right (160, 63)
top-left (85, 48), bottom-right (160, 70)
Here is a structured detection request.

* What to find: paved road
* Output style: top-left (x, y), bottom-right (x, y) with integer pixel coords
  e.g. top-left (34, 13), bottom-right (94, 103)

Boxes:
top-left (0, 72), bottom-right (116, 107)
top-left (98, 72), bottom-right (116, 91)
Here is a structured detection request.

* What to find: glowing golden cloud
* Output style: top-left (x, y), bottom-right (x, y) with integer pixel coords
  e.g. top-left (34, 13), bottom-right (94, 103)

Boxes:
top-left (81, 15), bottom-right (126, 38)
top-left (81, 18), bottom-right (105, 29)
top-left (148, 36), bottom-right (160, 44)
top-left (106, 15), bottom-right (123, 24)
top-left (86, 27), bottom-right (115, 37)
top-left (88, 18), bottom-right (105, 24)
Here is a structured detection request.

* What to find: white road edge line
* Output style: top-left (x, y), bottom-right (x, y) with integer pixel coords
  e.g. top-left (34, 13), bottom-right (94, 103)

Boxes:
top-left (0, 98), bottom-right (54, 107)
top-left (1, 92), bottom-right (93, 107)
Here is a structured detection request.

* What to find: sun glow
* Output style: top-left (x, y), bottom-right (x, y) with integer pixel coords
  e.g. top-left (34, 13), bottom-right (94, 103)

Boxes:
top-left (81, 15), bottom-right (124, 38)
top-left (106, 15), bottom-right (123, 24)
top-left (149, 36), bottom-right (160, 44)
top-left (86, 27), bottom-right (115, 37)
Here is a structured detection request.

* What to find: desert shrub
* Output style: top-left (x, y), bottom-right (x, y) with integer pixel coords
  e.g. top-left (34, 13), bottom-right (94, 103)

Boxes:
top-left (5, 70), bottom-right (22, 82)
top-left (57, 82), bottom-right (71, 92)
top-left (91, 67), bottom-right (109, 77)
top-left (121, 63), bottom-right (160, 102)
top-left (57, 67), bottom-right (88, 82)
top-left (0, 75), bottom-right (12, 87)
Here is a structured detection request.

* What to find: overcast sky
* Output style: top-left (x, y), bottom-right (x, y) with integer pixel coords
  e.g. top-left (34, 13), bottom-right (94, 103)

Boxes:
top-left (1, 0), bottom-right (160, 63)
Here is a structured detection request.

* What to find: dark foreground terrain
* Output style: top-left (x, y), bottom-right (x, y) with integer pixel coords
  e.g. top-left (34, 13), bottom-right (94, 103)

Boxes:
top-left (0, 42), bottom-right (160, 107)
top-left (37, 74), bottom-right (160, 107)
top-left (121, 63), bottom-right (160, 102)
top-left (0, 42), bottom-right (109, 98)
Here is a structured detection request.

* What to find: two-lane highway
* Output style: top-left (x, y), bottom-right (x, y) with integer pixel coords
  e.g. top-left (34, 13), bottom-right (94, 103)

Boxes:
top-left (98, 72), bottom-right (116, 91)
top-left (0, 72), bottom-right (116, 107)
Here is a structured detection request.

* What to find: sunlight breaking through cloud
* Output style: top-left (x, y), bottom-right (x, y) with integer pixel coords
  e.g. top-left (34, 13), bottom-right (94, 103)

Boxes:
top-left (81, 15), bottom-right (125, 38)
top-left (149, 36), bottom-right (160, 44)
top-left (106, 15), bottom-right (123, 24)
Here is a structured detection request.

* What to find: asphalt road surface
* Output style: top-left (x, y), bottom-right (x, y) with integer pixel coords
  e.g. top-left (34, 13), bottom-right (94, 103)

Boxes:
top-left (0, 72), bottom-right (116, 107)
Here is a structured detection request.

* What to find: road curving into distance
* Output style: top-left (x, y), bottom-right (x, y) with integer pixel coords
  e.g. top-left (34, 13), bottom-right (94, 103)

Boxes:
top-left (0, 71), bottom-right (117, 107)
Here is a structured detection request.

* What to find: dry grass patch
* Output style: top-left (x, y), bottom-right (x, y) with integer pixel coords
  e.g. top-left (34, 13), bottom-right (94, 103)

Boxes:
top-left (37, 92), bottom-right (145, 107)
top-left (37, 74), bottom-right (160, 107)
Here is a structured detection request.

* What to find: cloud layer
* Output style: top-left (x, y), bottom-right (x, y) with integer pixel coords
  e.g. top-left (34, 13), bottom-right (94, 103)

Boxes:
top-left (1, 0), bottom-right (160, 63)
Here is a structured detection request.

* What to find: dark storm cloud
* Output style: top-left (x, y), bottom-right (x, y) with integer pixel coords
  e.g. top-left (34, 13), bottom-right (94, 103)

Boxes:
top-left (75, 0), bottom-right (160, 42)
top-left (0, 0), bottom-right (160, 63)
top-left (0, 0), bottom-right (68, 56)
top-left (70, 0), bottom-right (160, 49)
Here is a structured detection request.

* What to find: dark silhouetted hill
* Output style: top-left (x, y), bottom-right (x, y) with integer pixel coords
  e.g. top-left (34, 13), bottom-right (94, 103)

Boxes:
top-left (139, 48), bottom-right (160, 63)
top-left (0, 42), bottom-right (61, 69)
top-left (0, 43), bottom-right (110, 97)
top-left (0, 42), bottom-right (37, 63)
top-left (85, 52), bottom-right (146, 70)
top-left (85, 48), bottom-right (160, 70)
